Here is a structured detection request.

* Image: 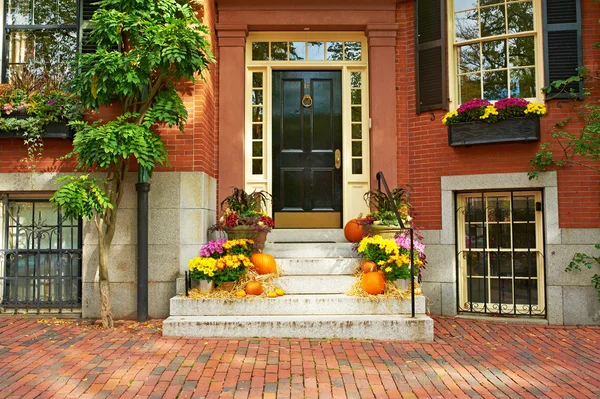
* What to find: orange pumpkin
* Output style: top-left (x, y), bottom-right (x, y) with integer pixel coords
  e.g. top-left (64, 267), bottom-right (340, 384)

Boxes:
top-left (251, 253), bottom-right (277, 275)
top-left (245, 281), bottom-right (263, 295)
top-left (360, 261), bottom-right (377, 274)
top-left (344, 218), bottom-right (366, 243)
top-left (361, 271), bottom-right (385, 295)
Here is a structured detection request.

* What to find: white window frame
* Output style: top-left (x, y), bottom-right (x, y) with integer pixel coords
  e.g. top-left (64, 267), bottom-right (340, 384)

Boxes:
top-left (446, 0), bottom-right (546, 110)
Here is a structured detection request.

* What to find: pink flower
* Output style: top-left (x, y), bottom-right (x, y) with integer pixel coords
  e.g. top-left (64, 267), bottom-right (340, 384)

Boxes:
top-left (457, 98), bottom-right (491, 114)
top-left (495, 97), bottom-right (529, 109)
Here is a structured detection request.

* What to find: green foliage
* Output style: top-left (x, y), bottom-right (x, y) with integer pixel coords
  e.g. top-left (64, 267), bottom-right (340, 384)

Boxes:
top-left (565, 245), bottom-right (600, 302)
top-left (50, 175), bottom-right (113, 221)
top-left (212, 267), bottom-right (246, 286)
top-left (220, 187), bottom-right (271, 217)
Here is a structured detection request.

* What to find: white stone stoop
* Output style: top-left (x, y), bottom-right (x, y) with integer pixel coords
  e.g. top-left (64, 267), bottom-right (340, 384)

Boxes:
top-left (163, 229), bottom-right (434, 341)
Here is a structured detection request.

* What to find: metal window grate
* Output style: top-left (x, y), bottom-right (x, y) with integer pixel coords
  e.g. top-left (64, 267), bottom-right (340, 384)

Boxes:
top-left (0, 197), bottom-right (82, 314)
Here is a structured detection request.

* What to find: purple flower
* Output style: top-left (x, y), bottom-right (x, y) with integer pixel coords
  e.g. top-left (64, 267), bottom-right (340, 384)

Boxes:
top-left (457, 98), bottom-right (491, 114)
top-left (200, 238), bottom-right (227, 258)
top-left (395, 236), bottom-right (426, 259)
top-left (495, 97), bottom-right (529, 109)
top-left (46, 100), bottom-right (56, 106)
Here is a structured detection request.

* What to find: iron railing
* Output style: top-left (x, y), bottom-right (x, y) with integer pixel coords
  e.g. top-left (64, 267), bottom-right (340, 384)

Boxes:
top-left (376, 171), bottom-right (417, 318)
top-left (0, 198), bottom-right (83, 313)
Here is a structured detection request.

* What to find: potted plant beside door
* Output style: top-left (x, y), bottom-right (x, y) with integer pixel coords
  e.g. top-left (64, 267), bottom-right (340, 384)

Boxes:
top-left (213, 187), bottom-right (274, 251)
top-left (360, 186), bottom-right (413, 238)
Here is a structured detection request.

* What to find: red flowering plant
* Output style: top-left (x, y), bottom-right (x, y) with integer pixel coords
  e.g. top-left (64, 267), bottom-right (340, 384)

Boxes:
top-left (442, 97), bottom-right (546, 125)
top-left (213, 187), bottom-right (274, 233)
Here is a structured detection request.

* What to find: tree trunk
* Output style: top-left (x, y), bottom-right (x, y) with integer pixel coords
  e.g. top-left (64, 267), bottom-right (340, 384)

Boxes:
top-left (98, 229), bottom-right (114, 328)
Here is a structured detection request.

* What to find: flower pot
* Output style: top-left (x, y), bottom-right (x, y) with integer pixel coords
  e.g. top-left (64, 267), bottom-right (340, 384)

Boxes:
top-left (223, 226), bottom-right (268, 252)
top-left (362, 224), bottom-right (402, 239)
top-left (448, 117), bottom-right (540, 147)
top-left (393, 278), bottom-right (410, 291)
top-left (218, 281), bottom-right (236, 291)
top-left (190, 279), bottom-right (213, 293)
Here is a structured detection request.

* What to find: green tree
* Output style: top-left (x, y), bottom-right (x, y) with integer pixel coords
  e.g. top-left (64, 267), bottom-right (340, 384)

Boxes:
top-left (50, 0), bottom-right (214, 327)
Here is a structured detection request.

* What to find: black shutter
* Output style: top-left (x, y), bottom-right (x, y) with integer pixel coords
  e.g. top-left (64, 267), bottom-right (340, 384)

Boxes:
top-left (415, 0), bottom-right (447, 113)
top-left (80, 0), bottom-right (100, 54)
top-left (543, 0), bottom-right (583, 98)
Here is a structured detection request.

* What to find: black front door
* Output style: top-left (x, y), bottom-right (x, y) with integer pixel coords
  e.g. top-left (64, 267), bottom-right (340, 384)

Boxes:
top-left (272, 71), bottom-right (342, 228)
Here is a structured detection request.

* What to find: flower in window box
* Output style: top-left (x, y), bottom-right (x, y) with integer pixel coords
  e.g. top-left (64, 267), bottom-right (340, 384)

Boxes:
top-left (442, 97), bottom-right (547, 126)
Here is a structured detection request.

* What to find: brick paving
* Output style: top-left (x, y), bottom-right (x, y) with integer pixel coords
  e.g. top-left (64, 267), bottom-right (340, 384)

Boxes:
top-left (0, 316), bottom-right (598, 398)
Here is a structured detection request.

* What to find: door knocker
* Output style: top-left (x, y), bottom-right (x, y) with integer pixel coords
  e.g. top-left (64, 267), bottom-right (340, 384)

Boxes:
top-left (302, 94), bottom-right (313, 108)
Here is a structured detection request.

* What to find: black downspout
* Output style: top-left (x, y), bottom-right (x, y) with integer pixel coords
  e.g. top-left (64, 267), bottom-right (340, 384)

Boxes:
top-left (136, 176), bottom-right (150, 322)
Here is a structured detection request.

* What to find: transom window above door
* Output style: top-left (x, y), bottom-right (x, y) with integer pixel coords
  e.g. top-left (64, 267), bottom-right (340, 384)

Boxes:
top-left (251, 41), bottom-right (362, 62)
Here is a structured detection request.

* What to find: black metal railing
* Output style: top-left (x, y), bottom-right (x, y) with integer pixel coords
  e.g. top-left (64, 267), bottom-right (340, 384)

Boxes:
top-left (0, 198), bottom-right (83, 313)
top-left (376, 171), bottom-right (416, 318)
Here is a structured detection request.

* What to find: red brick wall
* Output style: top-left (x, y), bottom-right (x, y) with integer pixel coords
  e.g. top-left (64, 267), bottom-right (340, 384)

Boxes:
top-left (396, 0), bottom-right (600, 230)
top-left (0, 0), bottom-right (218, 178)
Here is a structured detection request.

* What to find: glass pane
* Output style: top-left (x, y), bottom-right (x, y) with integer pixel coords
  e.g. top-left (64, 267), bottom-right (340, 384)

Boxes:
top-left (466, 224), bottom-right (485, 249)
top-left (466, 251), bottom-right (485, 276)
top-left (252, 72), bottom-right (263, 88)
top-left (490, 252), bottom-right (512, 277)
top-left (466, 277), bottom-right (485, 303)
top-left (487, 197), bottom-right (510, 221)
top-left (7, 0), bottom-right (77, 25)
top-left (326, 42), bottom-right (343, 61)
top-left (455, 10), bottom-right (479, 42)
top-left (465, 197), bottom-right (484, 223)
top-left (289, 42), bottom-right (306, 61)
top-left (351, 107), bottom-right (361, 122)
top-left (483, 69), bottom-right (508, 100)
top-left (252, 42), bottom-right (269, 61)
top-left (480, 5), bottom-right (506, 38)
top-left (459, 73), bottom-right (482, 103)
top-left (344, 42), bottom-right (362, 61)
top-left (508, 1), bottom-right (534, 33)
top-left (350, 72), bottom-right (361, 88)
top-left (455, 0), bottom-right (477, 12)
top-left (6, 30), bottom-right (78, 82)
top-left (509, 36), bottom-right (535, 67)
top-left (271, 42), bottom-right (288, 61)
top-left (352, 159), bottom-right (363, 175)
top-left (488, 224), bottom-right (511, 248)
top-left (352, 141), bottom-right (362, 157)
top-left (252, 141), bottom-right (262, 157)
top-left (481, 0), bottom-right (504, 5)
top-left (513, 196), bottom-right (535, 222)
top-left (252, 159), bottom-right (263, 175)
top-left (252, 124), bottom-right (263, 140)
top-left (490, 278), bottom-right (514, 305)
top-left (307, 42), bottom-right (324, 61)
top-left (514, 252), bottom-right (537, 278)
top-left (252, 107), bottom-right (263, 122)
top-left (252, 90), bottom-right (263, 105)
top-left (482, 40), bottom-right (506, 70)
top-left (510, 68), bottom-right (536, 98)
top-left (513, 223), bottom-right (536, 249)
top-left (515, 278), bottom-right (538, 305)
top-left (458, 44), bottom-right (481, 74)
top-left (351, 124), bottom-right (362, 139)
top-left (351, 89), bottom-right (361, 105)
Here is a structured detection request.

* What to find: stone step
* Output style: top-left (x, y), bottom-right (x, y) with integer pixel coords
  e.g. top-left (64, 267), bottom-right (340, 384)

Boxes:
top-left (275, 276), bottom-right (356, 294)
top-left (170, 294), bottom-right (426, 316)
top-left (162, 314), bottom-right (434, 341)
top-left (263, 242), bottom-right (358, 258)
top-left (268, 229), bottom-right (347, 243)
top-left (278, 258), bottom-right (360, 275)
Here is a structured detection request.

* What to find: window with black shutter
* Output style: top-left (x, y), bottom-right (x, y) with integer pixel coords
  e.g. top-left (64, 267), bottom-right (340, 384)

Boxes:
top-left (80, 0), bottom-right (100, 54)
top-left (416, 0), bottom-right (447, 113)
top-left (543, 0), bottom-right (583, 98)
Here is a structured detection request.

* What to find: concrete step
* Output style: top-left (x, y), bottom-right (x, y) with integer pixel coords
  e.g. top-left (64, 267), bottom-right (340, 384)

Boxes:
top-left (263, 242), bottom-right (358, 258)
top-left (268, 229), bottom-right (347, 243)
top-left (275, 276), bottom-right (356, 294)
top-left (162, 314), bottom-right (434, 341)
top-left (278, 258), bottom-right (360, 275)
top-left (170, 294), bottom-right (426, 316)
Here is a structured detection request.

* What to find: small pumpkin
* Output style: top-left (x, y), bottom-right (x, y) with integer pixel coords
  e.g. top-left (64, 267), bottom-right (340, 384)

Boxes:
top-left (251, 253), bottom-right (277, 275)
top-left (235, 290), bottom-right (247, 297)
top-left (275, 288), bottom-right (285, 296)
top-left (360, 261), bottom-right (377, 274)
top-left (267, 291), bottom-right (278, 297)
top-left (361, 271), bottom-right (385, 295)
top-left (344, 218), bottom-right (366, 243)
top-left (245, 281), bottom-right (263, 295)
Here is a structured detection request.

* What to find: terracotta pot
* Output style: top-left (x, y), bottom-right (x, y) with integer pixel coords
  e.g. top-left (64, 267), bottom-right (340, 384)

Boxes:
top-left (362, 224), bottom-right (402, 239)
top-left (223, 226), bottom-right (268, 251)
top-left (218, 281), bottom-right (236, 291)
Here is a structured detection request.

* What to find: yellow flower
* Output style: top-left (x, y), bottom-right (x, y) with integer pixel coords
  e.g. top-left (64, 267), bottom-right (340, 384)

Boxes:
top-left (524, 103), bottom-right (547, 116)
top-left (385, 267), bottom-right (392, 272)
top-left (479, 105), bottom-right (498, 120)
top-left (442, 110), bottom-right (458, 125)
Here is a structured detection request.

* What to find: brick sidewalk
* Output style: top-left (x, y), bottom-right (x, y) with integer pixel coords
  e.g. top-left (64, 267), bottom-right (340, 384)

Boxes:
top-left (0, 316), bottom-right (598, 399)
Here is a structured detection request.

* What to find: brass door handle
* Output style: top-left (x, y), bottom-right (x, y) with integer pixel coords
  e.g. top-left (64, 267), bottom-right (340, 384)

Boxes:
top-left (335, 149), bottom-right (341, 169)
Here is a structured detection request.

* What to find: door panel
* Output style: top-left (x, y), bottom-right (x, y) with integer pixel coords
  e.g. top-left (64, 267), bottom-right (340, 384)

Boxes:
top-left (272, 71), bottom-right (342, 228)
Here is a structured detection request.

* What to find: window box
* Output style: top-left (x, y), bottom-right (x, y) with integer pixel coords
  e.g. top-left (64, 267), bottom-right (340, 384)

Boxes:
top-left (448, 117), bottom-right (540, 147)
top-left (0, 113), bottom-right (74, 140)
